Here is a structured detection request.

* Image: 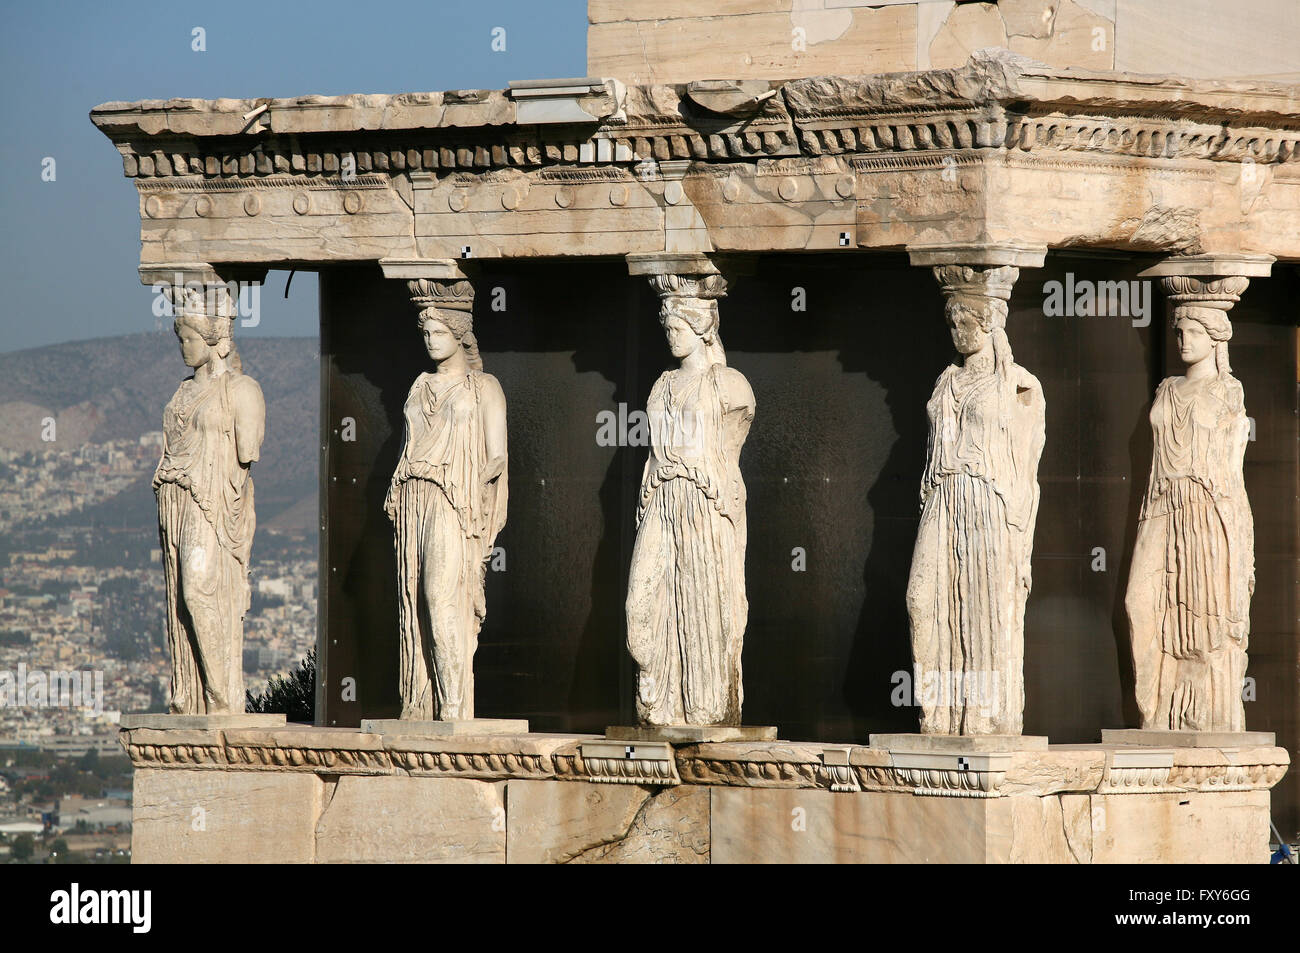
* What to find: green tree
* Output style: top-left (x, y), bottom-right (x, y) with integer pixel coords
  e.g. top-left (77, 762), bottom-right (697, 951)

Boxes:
top-left (11, 833), bottom-right (34, 862)
top-left (246, 648), bottom-right (316, 723)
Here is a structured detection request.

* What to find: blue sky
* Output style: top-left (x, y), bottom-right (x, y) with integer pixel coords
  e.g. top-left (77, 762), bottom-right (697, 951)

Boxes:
top-left (0, 0), bottom-right (587, 352)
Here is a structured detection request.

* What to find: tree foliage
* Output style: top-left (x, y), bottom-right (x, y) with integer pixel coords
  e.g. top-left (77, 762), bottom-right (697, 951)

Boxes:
top-left (245, 648), bottom-right (315, 723)
top-left (11, 833), bottom-right (34, 862)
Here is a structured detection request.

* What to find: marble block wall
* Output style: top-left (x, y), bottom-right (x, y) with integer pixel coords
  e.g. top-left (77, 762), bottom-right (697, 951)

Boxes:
top-left (588, 0), bottom-right (1300, 84)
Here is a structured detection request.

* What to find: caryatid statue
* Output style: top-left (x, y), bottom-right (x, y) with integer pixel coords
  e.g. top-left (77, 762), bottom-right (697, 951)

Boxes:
top-left (385, 277), bottom-right (508, 721)
top-left (625, 273), bottom-right (755, 726)
top-left (155, 281), bottom-right (265, 715)
top-left (906, 264), bottom-right (1045, 735)
top-left (1125, 276), bottom-right (1255, 732)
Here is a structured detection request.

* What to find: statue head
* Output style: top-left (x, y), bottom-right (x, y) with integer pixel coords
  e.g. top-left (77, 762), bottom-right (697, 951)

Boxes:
top-left (660, 297), bottom-right (726, 367)
top-left (174, 311), bottom-right (239, 373)
top-left (1173, 304), bottom-right (1232, 376)
top-left (1162, 274), bottom-right (1246, 379)
top-left (944, 294), bottom-right (1006, 356)
top-left (933, 264), bottom-right (1017, 375)
top-left (944, 294), bottom-right (1015, 377)
top-left (418, 307), bottom-right (482, 371)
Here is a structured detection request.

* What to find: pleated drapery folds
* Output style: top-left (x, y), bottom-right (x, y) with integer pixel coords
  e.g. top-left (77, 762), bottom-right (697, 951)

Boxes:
top-left (1126, 375), bottom-right (1254, 731)
top-left (155, 371), bottom-right (259, 715)
top-left (626, 364), bottom-right (752, 726)
top-left (386, 370), bottom-right (507, 721)
top-left (906, 361), bottom-right (1045, 735)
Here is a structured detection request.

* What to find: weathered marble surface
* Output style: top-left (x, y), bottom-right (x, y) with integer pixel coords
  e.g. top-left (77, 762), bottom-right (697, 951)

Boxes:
top-left (588, 0), bottom-right (1300, 81)
top-left (132, 767), bottom-right (322, 864)
top-left (315, 776), bottom-right (504, 863)
top-left (1125, 274), bottom-right (1256, 732)
top-left (1090, 790), bottom-right (1272, 864)
top-left (709, 787), bottom-right (1085, 863)
top-left (1102, 728), bottom-right (1276, 747)
top-left (507, 781), bottom-right (709, 864)
top-left (91, 52), bottom-right (1300, 268)
top-left (607, 725), bottom-right (777, 743)
top-left (154, 279), bottom-right (265, 716)
top-left (385, 270), bottom-right (507, 721)
top-left (906, 263), bottom-right (1044, 735)
top-left (625, 269), bottom-right (755, 727)
top-left (711, 786), bottom-right (1269, 863)
top-left (122, 728), bottom-right (1289, 863)
top-left (360, 719), bottom-right (529, 736)
top-left (120, 713), bottom-right (285, 730)
top-left (869, 733), bottom-right (1047, 751)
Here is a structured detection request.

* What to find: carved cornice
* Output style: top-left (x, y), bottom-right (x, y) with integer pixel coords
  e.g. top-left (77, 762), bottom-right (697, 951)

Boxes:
top-left (861, 764), bottom-right (1009, 798)
top-left (580, 741), bottom-right (681, 786)
top-left (119, 729), bottom-right (1293, 799)
top-left (821, 747), bottom-right (861, 793)
top-left (677, 754), bottom-right (822, 788)
top-left (138, 173), bottom-right (392, 193)
top-left (1167, 762), bottom-right (1289, 791)
top-left (91, 51), bottom-right (1300, 187)
top-left (1098, 752), bottom-right (1173, 794)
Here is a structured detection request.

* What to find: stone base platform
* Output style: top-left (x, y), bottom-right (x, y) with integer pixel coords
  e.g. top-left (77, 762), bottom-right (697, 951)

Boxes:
top-left (1101, 729), bottom-right (1277, 748)
top-left (606, 725), bottom-right (778, 743)
top-left (119, 713), bottom-right (287, 729)
top-left (360, 719), bottom-right (531, 736)
top-left (868, 733), bottom-right (1049, 752)
top-left (119, 725), bottom-right (1289, 864)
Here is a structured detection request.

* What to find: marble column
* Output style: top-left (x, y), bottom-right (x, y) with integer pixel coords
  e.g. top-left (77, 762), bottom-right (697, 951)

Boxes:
top-left (369, 259), bottom-right (523, 735)
top-left (137, 263), bottom-right (270, 722)
top-left (899, 246), bottom-right (1047, 739)
top-left (614, 254), bottom-right (773, 744)
top-left (1116, 254), bottom-right (1275, 738)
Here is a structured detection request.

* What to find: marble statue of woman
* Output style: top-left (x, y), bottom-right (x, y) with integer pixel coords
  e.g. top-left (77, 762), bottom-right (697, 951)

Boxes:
top-left (155, 308), bottom-right (265, 715)
top-left (385, 305), bottom-right (507, 721)
top-left (906, 271), bottom-right (1045, 735)
top-left (1125, 303), bottom-right (1254, 731)
top-left (625, 292), bottom-right (755, 726)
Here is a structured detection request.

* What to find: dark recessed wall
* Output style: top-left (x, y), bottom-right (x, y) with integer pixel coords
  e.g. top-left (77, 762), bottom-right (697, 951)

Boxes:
top-left (318, 253), bottom-right (1298, 836)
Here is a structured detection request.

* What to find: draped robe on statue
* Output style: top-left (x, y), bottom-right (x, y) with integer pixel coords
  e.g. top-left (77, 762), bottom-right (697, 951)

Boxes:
top-left (386, 370), bottom-right (507, 721)
top-left (906, 361), bottom-right (1045, 734)
top-left (155, 370), bottom-right (263, 714)
top-left (626, 363), bottom-right (753, 726)
top-left (1126, 375), bottom-right (1253, 731)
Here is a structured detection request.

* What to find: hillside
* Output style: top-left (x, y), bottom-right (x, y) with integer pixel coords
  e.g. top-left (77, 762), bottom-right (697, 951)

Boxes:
top-left (0, 332), bottom-right (319, 527)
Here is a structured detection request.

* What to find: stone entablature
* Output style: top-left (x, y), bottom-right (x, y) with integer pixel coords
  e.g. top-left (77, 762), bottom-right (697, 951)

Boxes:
top-left (91, 52), bottom-right (1300, 266)
top-left (119, 726), bottom-right (1289, 798)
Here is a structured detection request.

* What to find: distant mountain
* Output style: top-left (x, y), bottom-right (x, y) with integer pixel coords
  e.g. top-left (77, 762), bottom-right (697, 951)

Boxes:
top-left (0, 332), bottom-right (319, 527)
